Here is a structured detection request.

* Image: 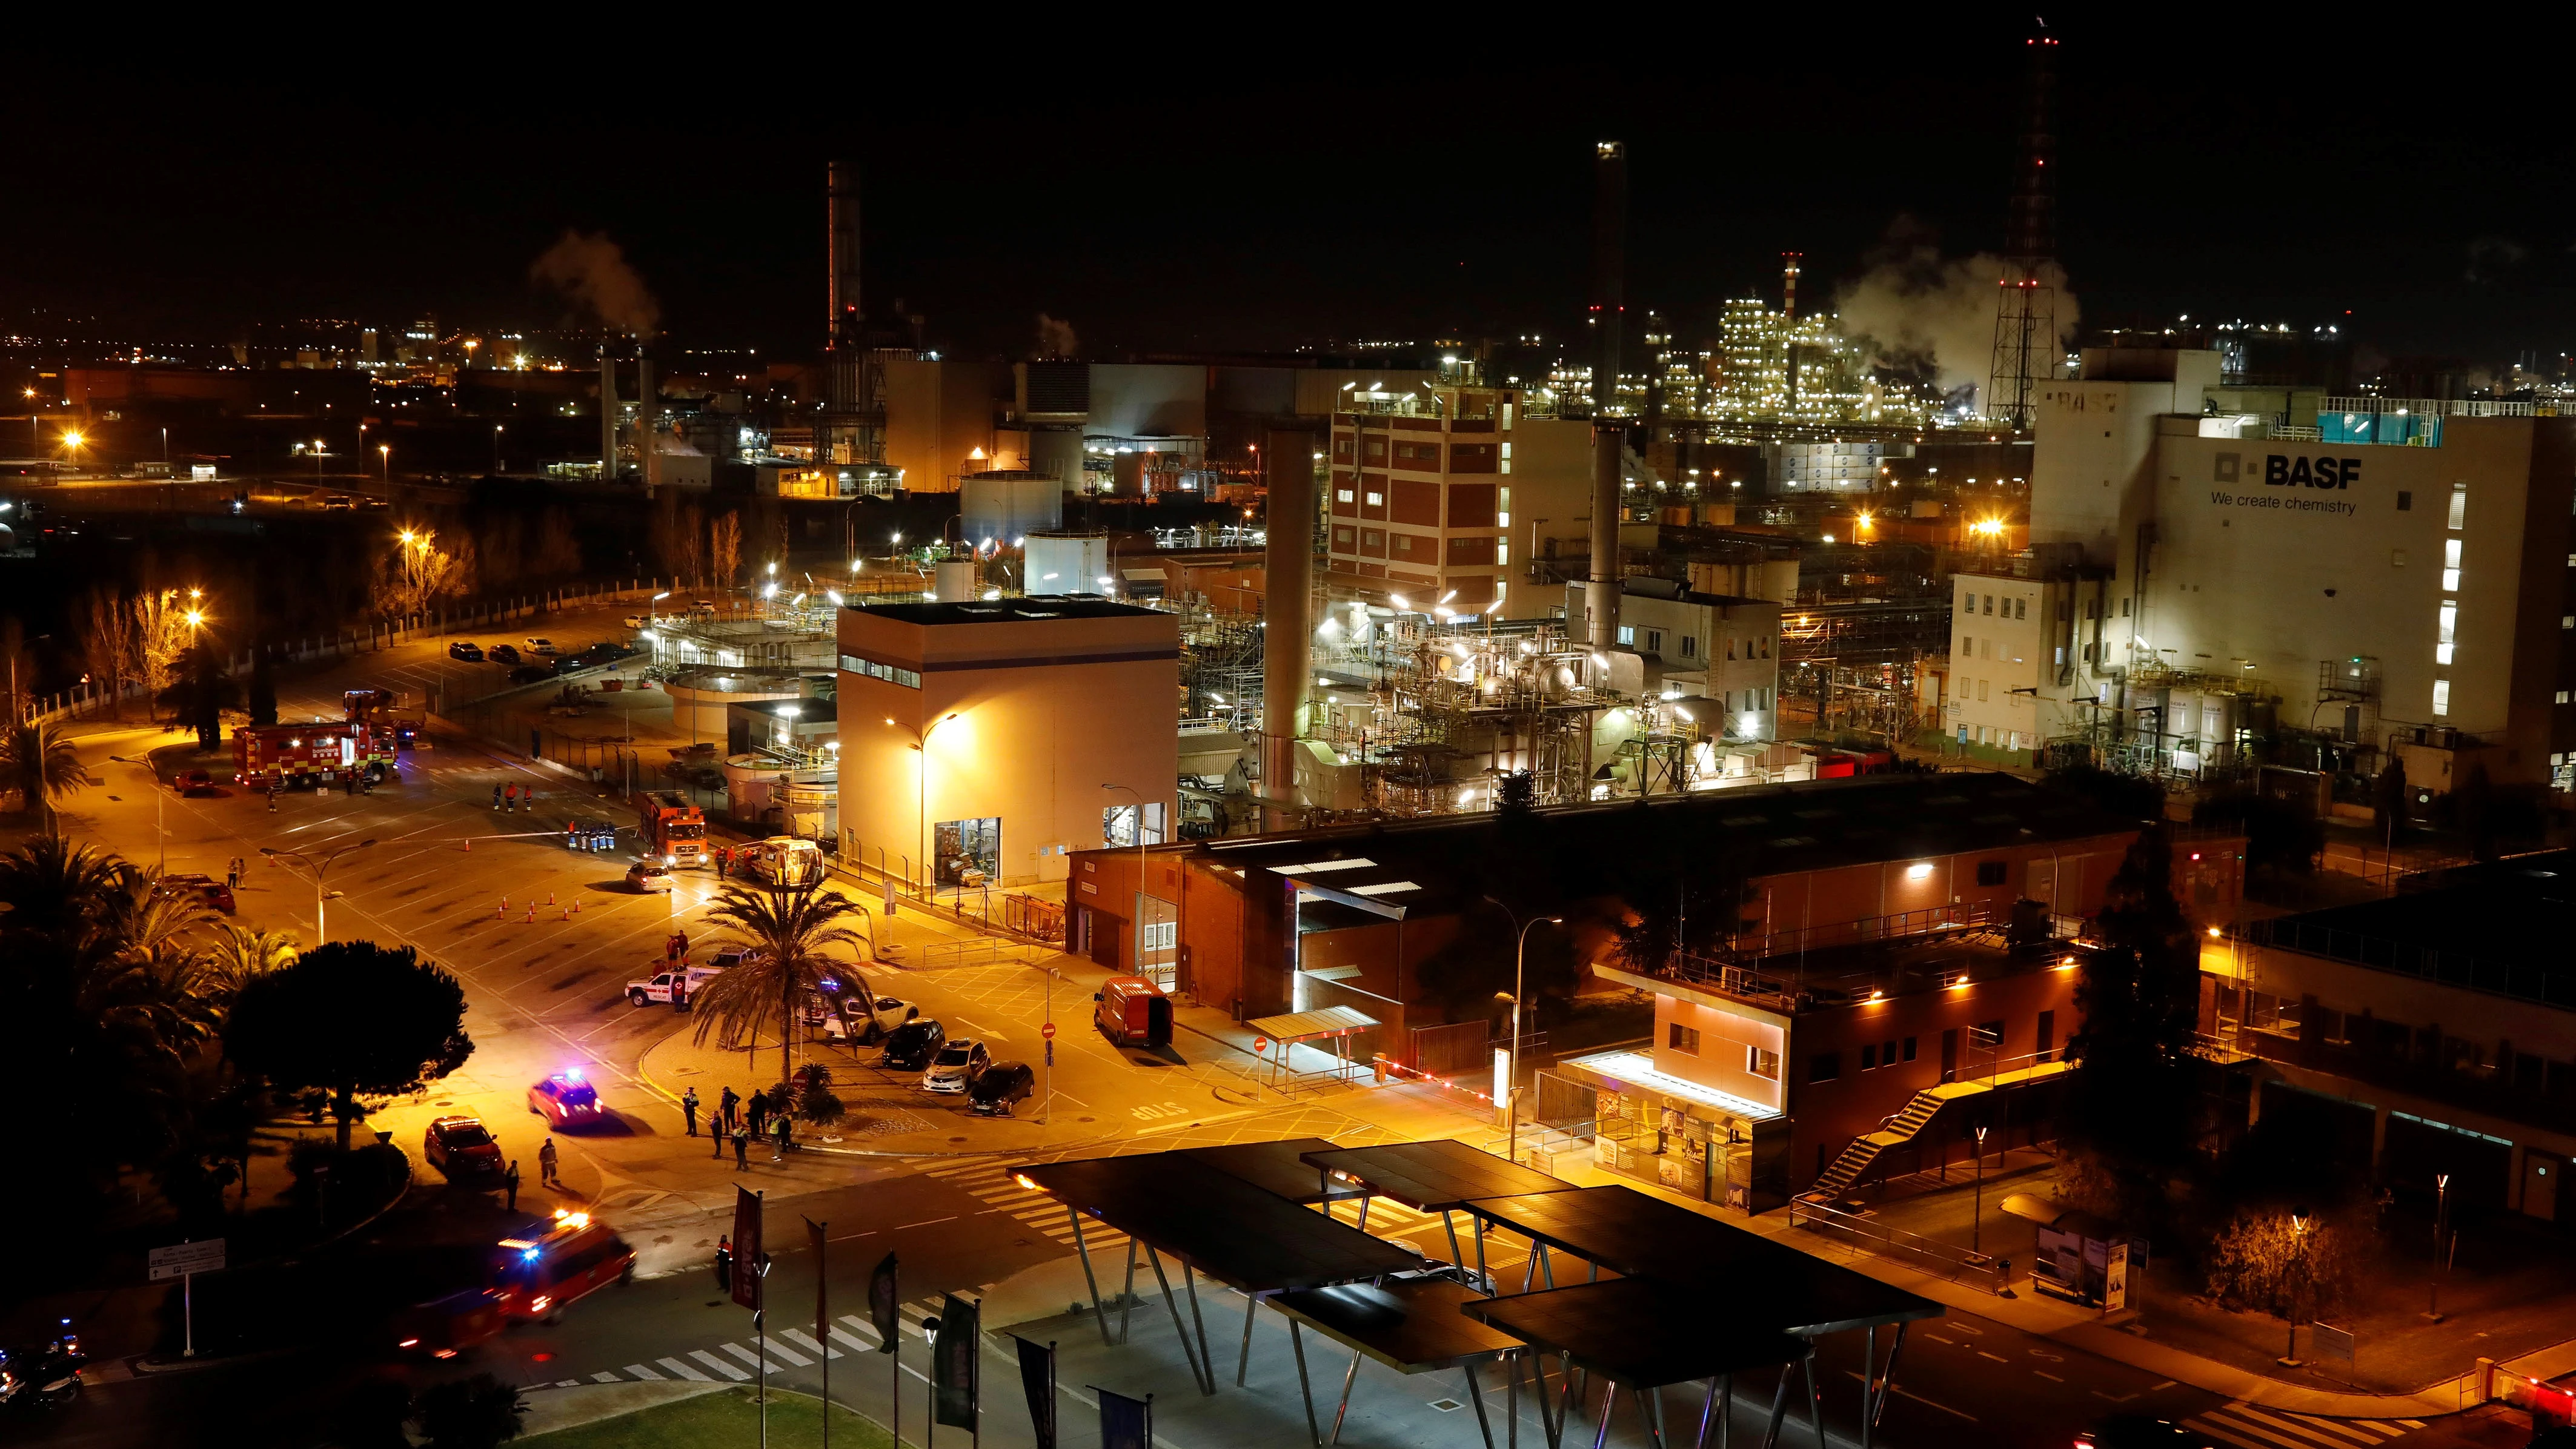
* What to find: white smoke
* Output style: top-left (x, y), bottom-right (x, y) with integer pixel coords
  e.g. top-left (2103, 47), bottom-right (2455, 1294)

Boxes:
top-left (1833, 220), bottom-right (2080, 408)
top-left (1035, 313), bottom-right (1080, 358)
top-left (531, 230), bottom-right (663, 336)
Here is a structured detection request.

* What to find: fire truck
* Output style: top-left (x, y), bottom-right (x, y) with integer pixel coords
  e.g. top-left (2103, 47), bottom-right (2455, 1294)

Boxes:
top-left (629, 789), bottom-right (708, 867)
top-left (232, 723), bottom-right (365, 790)
top-left (344, 688), bottom-right (422, 768)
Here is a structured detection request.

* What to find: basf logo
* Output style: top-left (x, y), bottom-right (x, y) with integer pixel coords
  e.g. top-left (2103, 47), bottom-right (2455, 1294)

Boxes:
top-left (2208, 453), bottom-right (2363, 519)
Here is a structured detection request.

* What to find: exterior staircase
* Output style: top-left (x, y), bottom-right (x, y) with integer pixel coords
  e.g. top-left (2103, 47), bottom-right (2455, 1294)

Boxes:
top-left (1805, 1058), bottom-right (2074, 1201)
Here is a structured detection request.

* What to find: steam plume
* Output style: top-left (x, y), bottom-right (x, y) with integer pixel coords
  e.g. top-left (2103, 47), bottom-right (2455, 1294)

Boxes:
top-left (1833, 219), bottom-right (2080, 406)
top-left (1035, 313), bottom-right (1079, 359)
top-left (531, 230), bottom-right (663, 336)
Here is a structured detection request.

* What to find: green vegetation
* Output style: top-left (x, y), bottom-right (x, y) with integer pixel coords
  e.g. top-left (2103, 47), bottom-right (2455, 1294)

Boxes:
top-left (520, 1387), bottom-right (892, 1449)
top-left (689, 880), bottom-right (871, 1083)
top-left (0, 718), bottom-right (97, 834)
top-left (228, 941), bottom-right (474, 1151)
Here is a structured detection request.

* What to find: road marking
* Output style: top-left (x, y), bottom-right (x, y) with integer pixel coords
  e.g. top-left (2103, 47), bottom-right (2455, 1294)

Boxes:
top-left (2227, 1404), bottom-right (2408, 1447)
top-left (591, 1371), bottom-right (621, 1383)
top-left (836, 1315), bottom-right (883, 1345)
top-left (2034, 1371), bottom-right (2063, 1382)
top-left (828, 1326), bottom-right (875, 1353)
top-left (2091, 1390), bottom-right (2139, 1403)
top-left (781, 1327), bottom-right (840, 1360)
top-left (895, 1215), bottom-right (958, 1230)
top-left (2151, 1381), bottom-right (2178, 1391)
top-left (1843, 1373), bottom-right (1975, 1421)
top-left (1922, 1333), bottom-right (1954, 1345)
top-left (1976, 1351), bottom-right (2008, 1363)
top-left (624, 1364), bottom-right (665, 1381)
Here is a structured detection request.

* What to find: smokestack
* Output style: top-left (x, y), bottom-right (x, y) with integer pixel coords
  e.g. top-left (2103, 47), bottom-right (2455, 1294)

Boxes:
top-left (1260, 428), bottom-right (1315, 826)
top-left (828, 159), bottom-right (861, 348)
top-left (1987, 30), bottom-right (2061, 430)
top-left (636, 354), bottom-right (658, 494)
top-left (1590, 141), bottom-right (1627, 417)
top-left (599, 351), bottom-right (619, 477)
top-left (1587, 423), bottom-right (1622, 651)
top-left (1781, 251), bottom-right (1802, 320)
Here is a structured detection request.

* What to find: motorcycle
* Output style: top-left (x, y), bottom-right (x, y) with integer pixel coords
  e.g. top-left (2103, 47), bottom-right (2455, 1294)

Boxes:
top-left (0, 1322), bottom-right (87, 1410)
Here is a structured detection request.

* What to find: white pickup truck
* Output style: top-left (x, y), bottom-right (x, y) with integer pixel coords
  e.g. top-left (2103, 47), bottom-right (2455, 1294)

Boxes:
top-left (627, 963), bottom-right (726, 1006)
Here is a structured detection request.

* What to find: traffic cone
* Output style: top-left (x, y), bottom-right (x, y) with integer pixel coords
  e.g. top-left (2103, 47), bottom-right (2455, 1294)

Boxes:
top-left (525, 905), bottom-right (536, 921)
top-left (463, 837), bottom-right (471, 852)
top-left (496, 898), bottom-right (507, 918)
top-left (572, 900), bottom-right (582, 913)
top-left (548, 892), bottom-right (557, 906)
top-left (560, 906), bottom-right (570, 920)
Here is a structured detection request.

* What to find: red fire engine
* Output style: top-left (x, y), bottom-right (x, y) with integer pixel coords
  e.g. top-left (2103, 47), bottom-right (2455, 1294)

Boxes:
top-left (232, 722), bottom-right (364, 789)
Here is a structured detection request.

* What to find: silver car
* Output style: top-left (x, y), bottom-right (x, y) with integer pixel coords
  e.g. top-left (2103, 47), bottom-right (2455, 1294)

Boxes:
top-left (920, 1038), bottom-right (991, 1094)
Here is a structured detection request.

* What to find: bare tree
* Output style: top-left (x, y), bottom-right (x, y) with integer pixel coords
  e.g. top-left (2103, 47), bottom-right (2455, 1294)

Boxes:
top-left (677, 501), bottom-right (705, 585)
top-left (133, 590), bottom-right (195, 704)
top-left (374, 528), bottom-right (473, 623)
top-left (709, 512), bottom-right (742, 589)
top-left (80, 587), bottom-right (142, 718)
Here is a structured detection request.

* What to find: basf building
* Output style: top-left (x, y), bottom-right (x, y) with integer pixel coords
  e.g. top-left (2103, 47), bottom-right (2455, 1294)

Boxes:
top-left (1945, 348), bottom-right (2575, 799)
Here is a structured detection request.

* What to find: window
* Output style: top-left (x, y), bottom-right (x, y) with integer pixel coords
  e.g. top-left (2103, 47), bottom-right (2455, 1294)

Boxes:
top-left (1982, 594), bottom-right (1994, 615)
top-left (1618, 626), bottom-right (1636, 645)
top-left (2432, 678), bottom-right (2451, 715)
top-left (2014, 598), bottom-right (2027, 619)
top-left (1644, 629), bottom-right (1664, 653)
top-left (1681, 635), bottom-right (1696, 658)
top-left (2438, 603), bottom-right (2456, 665)
top-left (1807, 1051), bottom-right (1841, 1083)
top-left (1748, 1046), bottom-right (1780, 1079)
top-left (1861, 1044), bottom-right (1878, 1070)
top-left (1364, 491), bottom-right (1384, 507)
top-left (2448, 482), bottom-right (2467, 530)
top-left (1901, 1036), bottom-right (1917, 1062)
top-left (1392, 534), bottom-right (1413, 553)
top-left (1667, 1023), bottom-right (1701, 1054)
top-left (1882, 1038), bottom-right (1897, 1067)
top-left (1103, 801), bottom-right (1166, 847)
top-left (1974, 860), bottom-right (2007, 886)
top-left (840, 654), bottom-right (921, 689)
top-left (2396, 489), bottom-right (2412, 512)
top-left (1977, 680), bottom-right (1990, 702)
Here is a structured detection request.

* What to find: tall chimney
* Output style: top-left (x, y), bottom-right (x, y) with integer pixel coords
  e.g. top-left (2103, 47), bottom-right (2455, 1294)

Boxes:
top-left (636, 354), bottom-right (658, 494)
top-left (1589, 141), bottom-right (1628, 417)
top-left (1260, 428), bottom-right (1315, 826)
top-left (1587, 422), bottom-right (1622, 651)
top-left (828, 159), bottom-right (861, 348)
top-left (599, 351), bottom-right (619, 478)
top-left (1781, 251), bottom-right (1802, 320)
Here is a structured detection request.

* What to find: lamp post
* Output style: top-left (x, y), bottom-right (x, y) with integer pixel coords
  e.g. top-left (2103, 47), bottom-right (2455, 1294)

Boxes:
top-left (314, 438), bottom-right (326, 491)
top-left (1973, 1123), bottom-right (1990, 1253)
top-left (108, 755), bottom-right (167, 872)
top-left (900, 712), bottom-right (961, 900)
top-left (1481, 897), bottom-right (1561, 1167)
top-left (260, 839), bottom-right (378, 941)
top-left (379, 443), bottom-right (390, 482)
top-left (493, 424), bottom-right (505, 474)
top-left (1103, 783), bottom-right (1155, 981)
top-left (2279, 1208), bottom-right (2311, 1366)
top-left (2427, 1173), bottom-right (2451, 1322)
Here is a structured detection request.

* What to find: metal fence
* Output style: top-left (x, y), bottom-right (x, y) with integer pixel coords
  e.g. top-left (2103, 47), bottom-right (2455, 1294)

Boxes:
top-left (1787, 1198), bottom-right (2012, 1295)
top-left (1409, 1020), bottom-right (1492, 1076)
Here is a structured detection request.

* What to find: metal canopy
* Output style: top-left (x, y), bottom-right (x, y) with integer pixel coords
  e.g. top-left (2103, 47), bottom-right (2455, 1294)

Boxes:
top-left (1181, 1138), bottom-right (1366, 1207)
top-left (1462, 1186), bottom-right (1942, 1336)
top-left (1015, 1153), bottom-right (1419, 1295)
top-left (1304, 1139), bottom-right (1575, 1212)
top-left (1463, 1279), bottom-right (1810, 1390)
top-left (1248, 1005), bottom-right (1380, 1042)
top-left (1269, 1278), bottom-right (1521, 1449)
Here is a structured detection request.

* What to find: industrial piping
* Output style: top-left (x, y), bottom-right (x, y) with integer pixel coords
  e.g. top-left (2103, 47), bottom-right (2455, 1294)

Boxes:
top-left (598, 353), bottom-right (618, 478)
top-left (1260, 428), bottom-right (1315, 825)
top-left (1586, 422), bottom-right (1622, 651)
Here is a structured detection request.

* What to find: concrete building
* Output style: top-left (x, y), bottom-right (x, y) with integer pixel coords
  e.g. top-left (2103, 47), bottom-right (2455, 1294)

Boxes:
top-left (880, 358), bottom-right (1009, 494)
top-left (835, 598), bottom-right (1177, 892)
top-left (1561, 577), bottom-right (1782, 740)
top-left (2204, 852), bottom-right (2576, 1221)
top-left (1995, 346), bottom-right (2576, 795)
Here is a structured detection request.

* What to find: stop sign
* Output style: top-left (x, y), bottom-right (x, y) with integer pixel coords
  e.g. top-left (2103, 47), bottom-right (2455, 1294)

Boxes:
top-left (1041, 1021), bottom-right (1057, 1040)
top-left (1253, 1036), bottom-right (1270, 1053)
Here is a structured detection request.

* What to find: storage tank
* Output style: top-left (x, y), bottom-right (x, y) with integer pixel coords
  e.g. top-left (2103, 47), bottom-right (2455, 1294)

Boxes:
top-left (959, 469), bottom-right (1063, 543)
top-left (1024, 532), bottom-right (1111, 595)
top-left (1031, 426), bottom-right (1085, 496)
top-left (934, 560), bottom-right (979, 602)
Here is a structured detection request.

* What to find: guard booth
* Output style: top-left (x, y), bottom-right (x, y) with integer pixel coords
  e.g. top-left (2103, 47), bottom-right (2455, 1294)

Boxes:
top-left (2003, 1193), bottom-right (2148, 1307)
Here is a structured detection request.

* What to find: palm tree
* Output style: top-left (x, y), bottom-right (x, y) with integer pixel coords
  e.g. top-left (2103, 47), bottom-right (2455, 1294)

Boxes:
top-left (689, 880), bottom-right (869, 1084)
top-left (204, 923), bottom-right (301, 1007)
top-left (0, 719), bottom-right (96, 836)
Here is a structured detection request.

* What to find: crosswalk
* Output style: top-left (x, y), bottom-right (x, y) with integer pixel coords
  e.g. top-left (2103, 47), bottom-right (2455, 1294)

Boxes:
top-left (2185, 1401), bottom-right (2420, 1449)
top-left (925, 1159), bottom-right (1131, 1253)
top-left (527, 1301), bottom-right (959, 1391)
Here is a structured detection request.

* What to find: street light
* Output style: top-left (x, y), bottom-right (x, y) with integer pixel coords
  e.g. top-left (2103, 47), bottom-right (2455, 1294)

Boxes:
top-left (1973, 1123), bottom-right (1990, 1253)
top-left (2280, 1207), bottom-right (2311, 1365)
top-left (380, 443), bottom-right (390, 481)
top-left (261, 839), bottom-right (378, 941)
top-left (492, 424), bottom-right (505, 474)
top-left (108, 755), bottom-right (168, 872)
top-left (1102, 783), bottom-right (1155, 980)
top-left (1481, 897), bottom-right (1561, 1167)
top-left (2428, 1173), bottom-right (2451, 1322)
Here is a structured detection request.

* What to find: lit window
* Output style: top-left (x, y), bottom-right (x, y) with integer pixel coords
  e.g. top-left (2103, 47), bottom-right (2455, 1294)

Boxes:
top-left (2447, 483), bottom-right (2467, 530)
top-left (1364, 492), bottom-right (1383, 506)
top-left (2432, 679), bottom-right (2451, 715)
top-left (2443, 539), bottom-right (2462, 569)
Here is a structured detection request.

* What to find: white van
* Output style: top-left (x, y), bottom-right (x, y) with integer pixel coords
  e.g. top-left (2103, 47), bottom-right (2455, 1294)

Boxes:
top-left (749, 837), bottom-right (825, 888)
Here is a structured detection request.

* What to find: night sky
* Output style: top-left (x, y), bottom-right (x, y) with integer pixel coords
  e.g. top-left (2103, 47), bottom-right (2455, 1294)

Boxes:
top-left (9, 22), bottom-right (2572, 368)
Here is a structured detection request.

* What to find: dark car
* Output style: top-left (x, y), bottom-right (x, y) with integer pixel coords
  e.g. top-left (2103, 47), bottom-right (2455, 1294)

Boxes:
top-left (2077, 1418), bottom-right (2219, 1449)
top-left (155, 872), bottom-right (236, 915)
top-left (527, 1070), bottom-right (605, 1127)
top-left (507, 665), bottom-right (553, 686)
top-left (881, 1018), bottom-right (947, 1072)
top-left (488, 644), bottom-right (522, 665)
top-left (172, 768), bottom-right (217, 797)
top-left (448, 642), bottom-right (485, 662)
top-left (967, 1061), bottom-right (1035, 1116)
top-left (423, 1115), bottom-right (505, 1183)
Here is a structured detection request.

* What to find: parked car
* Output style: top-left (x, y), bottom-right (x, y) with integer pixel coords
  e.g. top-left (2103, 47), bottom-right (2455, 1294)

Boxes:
top-left (172, 768), bottom-right (217, 797)
top-left (625, 858), bottom-right (674, 893)
top-left (622, 614), bottom-right (651, 629)
top-left (967, 1061), bottom-right (1035, 1116)
top-left (1094, 975), bottom-right (1173, 1048)
top-left (448, 642), bottom-right (484, 662)
top-left (487, 644), bottom-right (522, 665)
top-left (507, 665), bottom-right (554, 686)
top-left (527, 1070), bottom-right (606, 1127)
top-left (881, 1018), bottom-right (947, 1071)
top-left (155, 872), bottom-right (236, 915)
top-left (321, 494), bottom-right (354, 510)
top-left (627, 963), bottom-right (723, 1006)
top-left (524, 637), bottom-right (560, 655)
top-left (422, 1115), bottom-right (505, 1183)
top-left (921, 1038), bottom-right (992, 1093)
top-left (821, 992), bottom-right (918, 1044)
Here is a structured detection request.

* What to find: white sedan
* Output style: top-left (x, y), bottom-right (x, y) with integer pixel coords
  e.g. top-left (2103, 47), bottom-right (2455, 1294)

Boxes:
top-left (625, 859), bottom-right (674, 893)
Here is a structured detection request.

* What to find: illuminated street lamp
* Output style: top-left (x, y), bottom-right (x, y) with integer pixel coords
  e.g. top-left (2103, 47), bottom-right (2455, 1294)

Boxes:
top-left (1480, 897), bottom-right (1562, 1168)
top-left (379, 443), bottom-right (390, 480)
top-left (261, 838), bottom-right (378, 942)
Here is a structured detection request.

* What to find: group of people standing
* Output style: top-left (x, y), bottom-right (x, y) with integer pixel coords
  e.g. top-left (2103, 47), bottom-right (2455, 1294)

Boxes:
top-left (679, 1086), bottom-right (797, 1169)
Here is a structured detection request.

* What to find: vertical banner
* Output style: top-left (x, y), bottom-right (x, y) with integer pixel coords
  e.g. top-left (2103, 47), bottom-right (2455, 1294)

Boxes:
top-left (932, 1292), bottom-right (979, 1430)
top-left (731, 1186), bottom-right (763, 1310)
top-left (1096, 1388), bottom-right (1152, 1449)
top-left (1012, 1336), bottom-right (1055, 1449)
top-left (869, 1252), bottom-right (901, 1351)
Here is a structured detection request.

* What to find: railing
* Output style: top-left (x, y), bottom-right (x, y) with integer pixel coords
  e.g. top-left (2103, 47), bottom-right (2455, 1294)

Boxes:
top-left (1788, 1198), bottom-right (2011, 1295)
top-left (2322, 395), bottom-right (2551, 419)
top-left (1671, 900), bottom-right (2012, 979)
top-left (2240, 918), bottom-right (2576, 1008)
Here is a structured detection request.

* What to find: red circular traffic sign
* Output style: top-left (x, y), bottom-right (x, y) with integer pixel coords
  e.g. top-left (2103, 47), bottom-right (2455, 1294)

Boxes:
top-left (1041, 1021), bottom-right (1057, 1040)
top-left (1253, 1036), bottom-right (1271, 1053)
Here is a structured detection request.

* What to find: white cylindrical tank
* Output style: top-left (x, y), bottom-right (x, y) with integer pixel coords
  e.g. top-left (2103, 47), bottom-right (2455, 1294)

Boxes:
top-left (1031, 427), bottom-right (1085, 496)
top-left (934, 560), bottom-right (978, 602)
top-left (1024, 532), bottom-right (1110, 595)
top-left (960, 470), bottom-right (1064, 543)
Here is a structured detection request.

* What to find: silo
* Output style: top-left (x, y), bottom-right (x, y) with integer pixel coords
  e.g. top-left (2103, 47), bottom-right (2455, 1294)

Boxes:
top-left (1025, 532), bottom-right (1110, 595)
top-left (960, 470), bottom-right (1064, 542)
